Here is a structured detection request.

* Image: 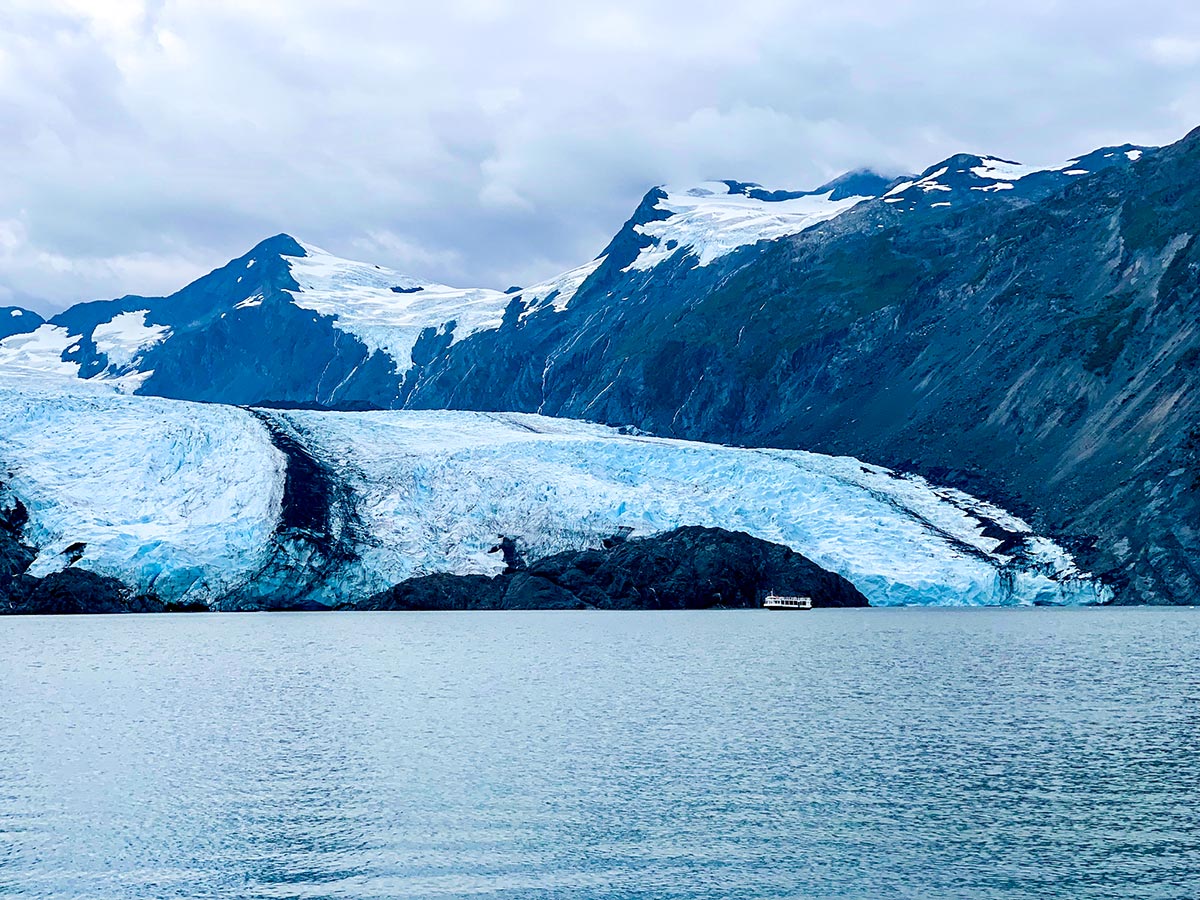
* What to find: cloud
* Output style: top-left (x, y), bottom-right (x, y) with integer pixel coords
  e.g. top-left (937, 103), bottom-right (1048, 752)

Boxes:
top-left (2, 0), bottom-right (1200, 313)
top-left (0, 215), bottom-right (211, 305)
top-left (1146, 36), bottom-right (1200, 68)
top-left (348, 230), bottom-right (466, 275)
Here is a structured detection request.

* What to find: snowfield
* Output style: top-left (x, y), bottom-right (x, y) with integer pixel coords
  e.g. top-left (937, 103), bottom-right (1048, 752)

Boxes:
top-left (285, 241), bottom-right (513, 371)
top-left (0, 324), bottom-right (80, 379)
top-left (0, 373), bottom-right (1109, 609)
top-left (285, 241), bottom-right (600, 371)
top-left (626, 182), bottom-right (872, 272)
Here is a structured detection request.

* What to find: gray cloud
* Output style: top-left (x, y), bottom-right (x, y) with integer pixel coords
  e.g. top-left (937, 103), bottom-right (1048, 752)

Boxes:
top-left (3, 0), bottom-right (1200, 312)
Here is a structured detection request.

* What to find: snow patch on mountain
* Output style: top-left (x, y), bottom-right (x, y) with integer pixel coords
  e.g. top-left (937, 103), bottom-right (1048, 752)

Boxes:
top-left (969, 157), bottom-right (1052, 182)
top-left (285, 241), bottom-right (512, 372)
top-left (885, 147), bottom-right (1154, 208)
top-left (520, 257), bottom-right (606, 315)
top-left (0, 317), bottom-right (167, 394)
top-left (625, 182), bottom-right (872, 272)
top-left (0, 325), bottom-right (79, 379)
top-left (91, 310), bottom-right (171, 371)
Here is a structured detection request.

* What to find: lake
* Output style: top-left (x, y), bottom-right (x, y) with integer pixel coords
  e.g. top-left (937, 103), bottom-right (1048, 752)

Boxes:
top-left (1, 609), bottom-right (1197, 899)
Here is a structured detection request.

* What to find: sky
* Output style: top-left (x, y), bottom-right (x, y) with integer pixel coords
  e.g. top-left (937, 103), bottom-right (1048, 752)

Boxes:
top-left (4, 0), bottom-right (1200, 314)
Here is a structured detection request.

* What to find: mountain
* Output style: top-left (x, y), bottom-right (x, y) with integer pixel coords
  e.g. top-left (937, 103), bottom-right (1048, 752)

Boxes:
top-left (0, 373), bottom-right (1103, 610)
top-left (0, 234), bottom-right (598, 407)
top-left (1, 147), bottom-right (1141, 406)
top-left (0, 143), bottom-right (1148, 406)
top-left (0, 307), bottom-right (44, 341)
top-left (398, 136), bottom-right (1198, 606)
top-left (0, 130), bottom-right (1191, 603)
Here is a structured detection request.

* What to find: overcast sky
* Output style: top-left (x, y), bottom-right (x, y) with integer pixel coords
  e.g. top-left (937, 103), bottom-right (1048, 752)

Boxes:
top-left (4, 0), bottom-right (1200, 313)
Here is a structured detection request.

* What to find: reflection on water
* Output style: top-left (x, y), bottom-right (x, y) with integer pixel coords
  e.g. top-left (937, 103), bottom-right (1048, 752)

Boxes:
top-left (1, 608), bottom-right (1197, 899)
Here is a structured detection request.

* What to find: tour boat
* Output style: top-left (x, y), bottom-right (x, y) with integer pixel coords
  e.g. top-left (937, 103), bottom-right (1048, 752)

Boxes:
top-left (763, 594), bottom-right (813, 610)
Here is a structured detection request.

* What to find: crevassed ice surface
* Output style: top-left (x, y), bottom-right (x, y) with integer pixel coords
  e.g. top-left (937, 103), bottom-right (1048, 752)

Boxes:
top-left (280, 409), bottom-right (1106, 606)
top-left (626, 183), bottom-right (872, 272)
top-left (0, 373), bottom-right (284, 602)
top-left (0, 374), bottom-right (1108, 607)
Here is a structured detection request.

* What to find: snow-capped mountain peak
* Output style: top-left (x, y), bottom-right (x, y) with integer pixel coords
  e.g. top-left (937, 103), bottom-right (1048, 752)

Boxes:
top-left (0, 134), bottom-right (1166, 411)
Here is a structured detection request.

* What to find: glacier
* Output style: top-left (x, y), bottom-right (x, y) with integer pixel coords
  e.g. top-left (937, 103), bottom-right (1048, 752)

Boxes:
top-left (284, 241), bottom-right (601, 373)
top-left (0, 371), bottom-right (1109, 610)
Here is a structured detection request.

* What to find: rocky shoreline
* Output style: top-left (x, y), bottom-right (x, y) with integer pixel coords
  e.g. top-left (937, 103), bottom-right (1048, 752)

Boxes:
top-left (1, 523), bottom-right (866, 615)
top-left (359, 526), bottom-right (868, 611)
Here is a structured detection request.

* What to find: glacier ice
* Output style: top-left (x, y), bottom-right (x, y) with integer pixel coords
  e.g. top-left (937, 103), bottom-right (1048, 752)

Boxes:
top-left (285, 241), bottom-right (601, 372)
top-left (0, 373), bottom-right (284, 602)
top-left (0, 372), bottom-right (1109, 609)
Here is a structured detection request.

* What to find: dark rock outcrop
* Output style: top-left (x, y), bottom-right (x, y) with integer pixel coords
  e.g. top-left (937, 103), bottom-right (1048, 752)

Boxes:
top-left (0, 489), bottom-right (35, 587)
top-left (2, 569), bottom-right (157, 615)
top-left (356, 573), bottom-right (509, 611)
top-left (359, 526), bottom-right (869, 610)
top-left (1, 566), bottom-right (210, 615)
top-left (488, 535), bottom-right (527, 573)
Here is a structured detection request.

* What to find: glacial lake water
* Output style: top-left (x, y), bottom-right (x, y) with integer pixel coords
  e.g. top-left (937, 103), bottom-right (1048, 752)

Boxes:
top-left (1, 609), bottom-right (1197, 900)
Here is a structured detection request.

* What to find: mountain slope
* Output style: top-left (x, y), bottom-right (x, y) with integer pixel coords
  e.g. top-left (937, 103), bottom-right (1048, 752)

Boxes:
top-left (0, 235), bottom-right (603, 407)
top-left (399, 131), bottom-right (1197, 604)
top-left (0, 307), bottom-right (43, 341)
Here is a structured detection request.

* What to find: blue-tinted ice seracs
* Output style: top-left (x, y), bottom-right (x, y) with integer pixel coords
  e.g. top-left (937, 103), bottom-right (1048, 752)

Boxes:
top-left (0, 372), bottom-right (1108, 609)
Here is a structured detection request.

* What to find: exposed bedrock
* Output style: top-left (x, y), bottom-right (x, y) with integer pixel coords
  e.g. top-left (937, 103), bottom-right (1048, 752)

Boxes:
top-left (358, 526), bottom-right (869, 611)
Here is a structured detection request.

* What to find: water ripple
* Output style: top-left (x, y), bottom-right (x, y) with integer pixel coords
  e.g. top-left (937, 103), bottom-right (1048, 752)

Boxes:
top-left (0, 608), bottom-right (1197, 899)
